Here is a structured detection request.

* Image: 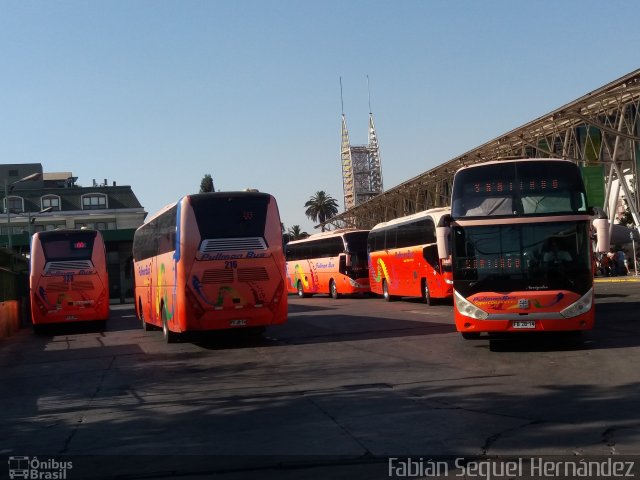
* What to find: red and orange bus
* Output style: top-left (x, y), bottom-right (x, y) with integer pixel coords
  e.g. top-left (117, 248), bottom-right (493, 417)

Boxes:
top-left (132, 191), bottom-right (287, 342)
top-left (285, 229), bottom-right (370, 298)
top-left (30, 229), bottom-right (109, 330)
top-left (438, 158), bottom-right (609, 338)
top-left (367, 207), bottom-right (453, 304)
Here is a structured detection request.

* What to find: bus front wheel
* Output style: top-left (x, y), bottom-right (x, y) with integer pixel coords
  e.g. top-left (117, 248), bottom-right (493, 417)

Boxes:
top-left (297, 281), bottom-right (311, 298)
top-left (422, 279), bottom-right (432, 306)
top-left (461, 332), bottom-right (481, 340)
top-left (330, 280), bottom-right (340, 299)
top-left (140, 301), bottom-right (152, 331)
top-left (382, 280), bottom-right (394, 302)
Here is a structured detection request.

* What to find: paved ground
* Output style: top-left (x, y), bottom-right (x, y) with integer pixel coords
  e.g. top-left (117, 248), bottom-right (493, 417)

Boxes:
top-left (1, 278), bottom-right (639, 479)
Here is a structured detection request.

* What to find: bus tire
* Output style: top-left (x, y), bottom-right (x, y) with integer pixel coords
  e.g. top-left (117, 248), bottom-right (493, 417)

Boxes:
top-left (140, 300), bottom-right (152, 331)
top-left (382, 280), bottom-right (394, 302)
top-left (162, 306), bottom-right (178, 344)
top-left (329, 280), bottom-right (340, 299)
top-left (422, 279), bottom-right (432, 306)
top-left (461, 332), bottom-right (481, 340)
top-left (297, 281), bottom-right (312, 298)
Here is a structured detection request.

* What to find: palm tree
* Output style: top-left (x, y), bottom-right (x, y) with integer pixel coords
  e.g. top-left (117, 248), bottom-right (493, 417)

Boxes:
top-left (287, 225), bottom-right (309, 240)
top-left (304, 191), bottom-right (339, 232)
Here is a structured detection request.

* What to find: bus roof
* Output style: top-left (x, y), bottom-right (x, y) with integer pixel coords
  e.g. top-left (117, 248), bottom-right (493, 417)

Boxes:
top-left (370, 207), bottom-right (451, 232)
top-left (286, 228), bottom-right (369, 245)
top-left (141, 191), bottom-right (274, 226)
top-left (34, 228), bottom-right (101, 237)
top-left (454, 157), bottom-right (578, 173)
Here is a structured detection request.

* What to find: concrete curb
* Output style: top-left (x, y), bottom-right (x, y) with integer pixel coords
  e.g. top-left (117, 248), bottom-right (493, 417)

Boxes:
top-left (595, 276), bottom-right (640, 283)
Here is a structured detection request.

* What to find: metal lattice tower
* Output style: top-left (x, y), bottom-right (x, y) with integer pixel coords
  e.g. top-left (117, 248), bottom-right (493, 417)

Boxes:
top-left (340, 112), bottom-right (384, 211)
top-left (326, 69), bottom-right (640, 233)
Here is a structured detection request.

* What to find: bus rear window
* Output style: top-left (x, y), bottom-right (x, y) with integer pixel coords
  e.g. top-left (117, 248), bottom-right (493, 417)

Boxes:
top-left (40, 232), bottom-right (97, 261)
top-left (190, 194), bottom-right (270, 240)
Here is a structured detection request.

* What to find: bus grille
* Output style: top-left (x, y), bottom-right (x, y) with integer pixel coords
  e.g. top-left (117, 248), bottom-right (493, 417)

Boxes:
top-left (238, 267), bottom-right (269, 282)
top-left (202, 269), bottom-right (234, 284)
top-left (47, 283), bottom-right (69, 292)
top-left (73, 281), bottom-right (94, 291)
top-left (200, 237), bottom-right (266, 253)
top-left (45, 261), bottom-right (93, 273)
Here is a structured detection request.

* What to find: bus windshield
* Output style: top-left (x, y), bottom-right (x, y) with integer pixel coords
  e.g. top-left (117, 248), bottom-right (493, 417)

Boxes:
top-left (40, 231), bottom-right (97, 261)
top-left (452, 221), bottom-right (592, 297)
top-left (451, 161), bottom-right (588, 218)
top-left (190, 194), bottom-right (269, 239)
top-left (344, 231), bottom-right (369, 268)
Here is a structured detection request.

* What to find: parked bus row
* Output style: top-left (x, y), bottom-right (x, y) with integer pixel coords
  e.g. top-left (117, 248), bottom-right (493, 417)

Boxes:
top-left (285, 208), bottom-right (453, 305)
top-left (29, 191), bottom-right (288, 344)
top-left (286, 159), bottom-right (610, 339)
top-left (27, 159), bottom-right (611, 342)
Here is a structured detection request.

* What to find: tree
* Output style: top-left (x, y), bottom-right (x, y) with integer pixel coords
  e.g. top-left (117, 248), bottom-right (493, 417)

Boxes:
top-left (304, 191), bottom-right (339, 232)
top-left (619, 197), bottom-right (636, 227)
top-left (287, 225), bottom-right (309, 240)
top-left (199, 174), bottom-right (215, 193)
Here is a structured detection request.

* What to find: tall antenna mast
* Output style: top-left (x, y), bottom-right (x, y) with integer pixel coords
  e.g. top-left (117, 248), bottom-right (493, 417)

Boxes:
top-left (339, 76), bottom-right (384, 214)
top-left (340, 76), bottom-right (345, 116)
top-left (340, 77), bottom-right (354, 210)
top-left (367, 75), bottom-right (372, 114)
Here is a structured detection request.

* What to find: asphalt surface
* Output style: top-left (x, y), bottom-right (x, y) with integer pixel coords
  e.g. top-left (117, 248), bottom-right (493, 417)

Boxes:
top-left (1, 277), bottom-right (639, 479)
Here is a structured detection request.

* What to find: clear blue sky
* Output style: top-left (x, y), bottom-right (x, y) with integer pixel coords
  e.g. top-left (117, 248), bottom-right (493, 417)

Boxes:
top-left (1, 0), bottom-right (638, 233)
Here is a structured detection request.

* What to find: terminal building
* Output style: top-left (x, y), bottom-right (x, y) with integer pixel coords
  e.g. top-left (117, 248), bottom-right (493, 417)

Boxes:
top-left (0, 163), bottom-right (147, 303)
top-left (329, 68), bottom-right (640, 248)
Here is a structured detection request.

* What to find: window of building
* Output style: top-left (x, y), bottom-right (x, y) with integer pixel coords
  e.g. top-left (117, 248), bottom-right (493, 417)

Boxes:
top-left (82, 194), bottom-right (107, 210)
top-left (41, 195), bottom-right (61, 211)
top-left (4, 196), bottom-right (24, 213)
top-left (75, 220), bottom-right (115, 230)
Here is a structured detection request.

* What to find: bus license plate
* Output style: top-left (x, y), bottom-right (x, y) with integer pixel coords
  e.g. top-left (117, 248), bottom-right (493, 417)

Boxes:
top-left (230, 319), bottom-right (247, 327)
top-left (512, 320), bottom-right (535, 329)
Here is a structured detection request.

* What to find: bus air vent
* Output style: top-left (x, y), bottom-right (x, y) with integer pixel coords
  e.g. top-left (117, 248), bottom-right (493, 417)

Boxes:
top-left (238, 267), bottom-right (269, 282)
top-left (73, 281), bottom-right (94, 291)
top-left (202, 269), bottom-right (234, 284)
top-left (47, 283), bottom-right (69, 292)
top-left (45, 260), bottom-right (94, 273)
top-left (201, 237), bottom-right (266, 253)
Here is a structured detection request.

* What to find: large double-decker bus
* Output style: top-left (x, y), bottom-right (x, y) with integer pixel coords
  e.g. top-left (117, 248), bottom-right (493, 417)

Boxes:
top-left (438, 158), bottom-right (609, 338)
top-left (367, 207), bottom-right (453, 304)
top-left (30, 229), bottom-right (109, 330)
top-left (132, 191), bottom-right (287, 343)
top-left (285, 229), bottom-right (370, 298)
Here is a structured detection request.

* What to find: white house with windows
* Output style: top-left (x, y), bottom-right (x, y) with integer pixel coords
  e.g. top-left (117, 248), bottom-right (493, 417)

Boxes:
top-left (1, 163), bottom-right (147, 303)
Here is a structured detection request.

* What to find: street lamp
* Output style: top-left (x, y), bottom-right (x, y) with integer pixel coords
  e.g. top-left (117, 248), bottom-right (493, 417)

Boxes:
top-left (28, 206), bottom-right (54, 238)
top-left (4, 173), bottom-right (42, 250)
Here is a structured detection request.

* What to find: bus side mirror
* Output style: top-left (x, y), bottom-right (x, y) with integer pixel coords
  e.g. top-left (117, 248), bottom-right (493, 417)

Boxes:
top-left (436, 226), bottom-right (450, 259)
top-left (345, 254), bottom-right (352, 267)
top-left (593, 218), bottom-right (610, 253)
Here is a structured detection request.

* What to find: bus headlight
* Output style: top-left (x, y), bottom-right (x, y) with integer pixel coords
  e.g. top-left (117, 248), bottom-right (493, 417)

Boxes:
top-left (560, 288), bottom-right (593, 318)
top-left (454, 291), bottom-right (488, 320)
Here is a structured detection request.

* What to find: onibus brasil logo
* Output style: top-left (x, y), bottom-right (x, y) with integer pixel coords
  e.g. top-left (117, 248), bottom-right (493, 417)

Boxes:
top-left (8, 456), bottom-right (73, 479)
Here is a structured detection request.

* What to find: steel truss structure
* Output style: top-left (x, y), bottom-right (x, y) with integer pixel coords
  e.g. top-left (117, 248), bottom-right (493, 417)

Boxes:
top-left (325, 69), bottom-right (640, 238)
top-left (341, 113), bottom-right (384, 211)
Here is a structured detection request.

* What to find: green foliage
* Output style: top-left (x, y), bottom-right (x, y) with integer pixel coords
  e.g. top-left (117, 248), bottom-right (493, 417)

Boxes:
top-left (287, 225), bottom-right (309, 240)
top-left (304, 191), bottom-right (339, 232)
top-left (199, 174), bottom-right (215, 193)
